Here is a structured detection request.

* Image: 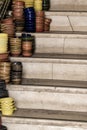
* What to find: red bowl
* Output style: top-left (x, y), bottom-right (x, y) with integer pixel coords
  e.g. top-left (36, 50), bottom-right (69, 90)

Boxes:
top-left (0, 52), bottom-right (9, 61)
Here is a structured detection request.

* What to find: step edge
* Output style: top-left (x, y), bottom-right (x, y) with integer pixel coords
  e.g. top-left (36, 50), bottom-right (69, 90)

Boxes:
top-left (1, 108), bottom-right (87, 123)
top-left (7, 84), bottom-right (87, 94)
top-left (10, 57), bottom-right (87, 64)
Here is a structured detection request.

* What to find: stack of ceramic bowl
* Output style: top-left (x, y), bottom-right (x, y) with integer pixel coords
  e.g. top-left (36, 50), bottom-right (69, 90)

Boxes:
top-left (23, 0), bottom-right (34, 8)
top-left (12, 1), bottom-right (25, 20)
top-left (0, 125), bottom-right (7, 130)
top-left (36, 11), bottom-right (44, 32)
top-left (0, 80), bottom-right (9, 98)
top-left (11, 62), bottom-right (22, 84)
top-left (44, 18), bottom-right (52, 31)
top-left (9, 37), bottom-right (22, 57)
top-left (22, 33), bottom-right (34, 57)
top-left (12, 1), bottom-right (25, 32)
top-left (34, 0), bottom-right (43, 11)
top-left (0, 97), bottom-right (16, 116)
top-left (0, 33), bottom-right (9, 61)
top-left (24, 7), bottom-right (36, 32)
top-left (1, 17), bottom-right (15, 38)
top-left (42, 0), bottom-right (50, 11)
top-left (14, 19), bottom-right (25, 32)
top-left (0, 62), bottom-right (11, 84)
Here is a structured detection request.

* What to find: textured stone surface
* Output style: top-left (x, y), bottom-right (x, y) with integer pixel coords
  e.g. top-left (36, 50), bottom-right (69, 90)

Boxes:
top-left (7, 78), bottom-right (87, 89)
top-left (17, 33), bottom-right (87, 55)
top-left (7, 83), bottom-right (87, 112)
top-left (35, 37), bottom-right (64, 54)
top-left (64, 38), bottom-right (87, 54)
top-left (50, 0), bottom-right (87, 11)
top-left (53, 63), bottom-right (87, 81)
top-left (22, 62), bottom-right (52, 79)
top-left (2, 109), bottom-right (87, 121)
top-left (2, 109), bottom-right (87, 129)
top-left (45, 12), bottom-right (87, 32)
top-left (2, 117), bottom-right (87, 130)
top-left (11, 57), bottom-right (87, 81)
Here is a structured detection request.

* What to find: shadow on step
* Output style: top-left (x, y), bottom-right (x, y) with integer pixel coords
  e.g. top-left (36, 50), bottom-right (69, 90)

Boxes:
top-left (21, 78), bottom-right (87, 88)
top-left (4, 108), bottom-right (87, 122)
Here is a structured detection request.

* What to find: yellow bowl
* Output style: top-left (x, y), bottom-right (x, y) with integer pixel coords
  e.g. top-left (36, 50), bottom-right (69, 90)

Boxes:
top-left (0, 33), bottom-right (8, 38)
top-left (0, 97), bottom-right (14, 103)
top-left (1, 107), bottom-right (16, 115)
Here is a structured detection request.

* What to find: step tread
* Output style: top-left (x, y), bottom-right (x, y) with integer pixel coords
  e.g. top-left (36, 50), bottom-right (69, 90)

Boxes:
top-left (16, 31), bottom-right (87, 37)
top-left (3, 108), bottom-right (87, 122)
top-left (9, 78), bottom-right (87, 88)
top-left (45, 11), bottom-right (87, 16)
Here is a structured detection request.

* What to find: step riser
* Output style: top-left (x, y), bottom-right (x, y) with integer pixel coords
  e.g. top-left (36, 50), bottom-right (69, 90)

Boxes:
top-left (50, 0), bottom-right (87, 11)
top-left (2, 123), bottom-right (86, 130)
top-left (2, 117), bottom-right (87, 130)
top-left (45, 12), bottom-right (87, 32)
top-left (19, 62), bottom-right (87, 81)
top-left (8, 90), bottom-right (87, 112)
top-left (35, 36), bottom-right (87, 55)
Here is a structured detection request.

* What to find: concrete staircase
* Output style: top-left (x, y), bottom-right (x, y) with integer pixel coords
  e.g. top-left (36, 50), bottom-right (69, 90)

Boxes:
top-left (2, 1), bottom-right (87, 129)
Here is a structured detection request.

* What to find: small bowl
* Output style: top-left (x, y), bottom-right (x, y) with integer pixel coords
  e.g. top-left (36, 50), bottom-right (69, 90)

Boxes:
top-left (0, 52), bottom-right (9, 61)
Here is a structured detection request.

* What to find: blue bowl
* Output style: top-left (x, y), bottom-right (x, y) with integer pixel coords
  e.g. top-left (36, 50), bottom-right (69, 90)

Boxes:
top-left (25, 25), bottom-right (35, 28)
top-left (25, 26), bottom-right (35, 29)
top-left (24, 15), bottom-right (36, 19)
top-left (24, 10), bottom-right (35, 14)
top-left (25, 21), bottom-right (35, 24)
top-left (25, 17), bottom-right (35, 20)
top-left (25, 16), bottom-right (35, 19)
top-left (25, 24), bottom-right (35, 26)
top-left (24, 10), bottom-right (35, 16)
top-left (25, 28), bottom-right (36, 32)
top-left (24, 7), bottom-right (35, 12)
top-left (25, 24), bottom-right (36, 26)
top-left (24, 12), bottom-right (35, 16)
top-left (22, 33), bottom-right (31, 38)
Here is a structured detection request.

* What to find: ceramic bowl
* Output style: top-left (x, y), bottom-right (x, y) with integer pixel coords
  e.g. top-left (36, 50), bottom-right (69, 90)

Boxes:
top-left (0, 52), bottom-right (9, 61)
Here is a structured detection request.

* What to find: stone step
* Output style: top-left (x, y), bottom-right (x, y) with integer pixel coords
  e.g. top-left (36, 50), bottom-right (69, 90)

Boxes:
top-left (17, 32), bottom-right (87, 55)
top-left (10, 56), bottom-right (87, 81)
top-left (50, 0), bottom-right (87, 11)
top-left (7, 80), bottom-right (87, 112)
top-left (9, 78), bottom-right (87, 88)
top-left (45, 11), bottom-right (87, 32)
top-left (2, 109), bottom-right (87, 130)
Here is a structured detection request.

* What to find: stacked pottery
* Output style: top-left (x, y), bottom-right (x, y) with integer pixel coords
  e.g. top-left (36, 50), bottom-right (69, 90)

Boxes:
top-left (24, 7), bottom-right (36, 32)
top-left (11, 62), bottom-right (22, 84)
top-left (0, 62), bottom-right (11, 84)
top-left (36, 11), bottom-right (44, 32)
top-left (12, 1), bottom-right (25, 20)
top-left (42, 0), bottom-right (50, 11)
top-left (0, 97), bottom-right (16, 116)
top-left (22, 33), bottom-right (34, 57)
top-left (0, 80), bottom-right (9, 98)
top-left (0, 126), bottom-right (7, 130)
top-left (1, 17), bottom-right (15, 38)
top-left (23, 0), bottom-right (34, 8)
top-left (9, 37), bottom-right (22, 57)
top-left (14, 19), bottom-right (25, 32)
top-left (34, 0), bottom-right (43, 11)
top-left (0, 33), bottom-right (9, 61)
top-left (12, 1), bottom-right (25, 32)
top-left (44, 18), bottom-right (51, 31)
